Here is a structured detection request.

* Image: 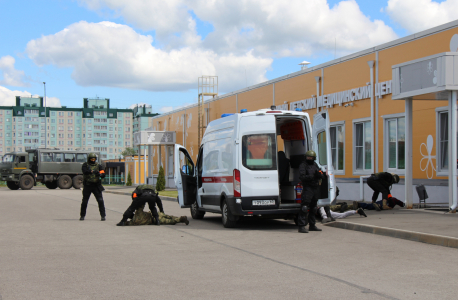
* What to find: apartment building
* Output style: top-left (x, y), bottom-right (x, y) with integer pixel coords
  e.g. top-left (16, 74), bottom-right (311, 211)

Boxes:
top-left (132, 104), bottom-right (159, 152)
top-left (0, 97), bottom-right (134, 160)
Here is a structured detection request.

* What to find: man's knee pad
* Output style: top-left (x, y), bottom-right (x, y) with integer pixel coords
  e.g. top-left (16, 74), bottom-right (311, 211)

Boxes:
top-left (301, 205), bottom-right (308, 213)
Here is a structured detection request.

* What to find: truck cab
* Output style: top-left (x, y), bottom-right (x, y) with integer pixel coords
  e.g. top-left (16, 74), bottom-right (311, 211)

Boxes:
top-left (0, 152), bottom-right (33, 190)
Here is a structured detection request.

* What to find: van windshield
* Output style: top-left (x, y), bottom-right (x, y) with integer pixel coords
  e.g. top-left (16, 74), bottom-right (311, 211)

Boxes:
top-left (2, 154), bottom-right (15, 163)
top-left (242, 134), bottom-right (277, 170)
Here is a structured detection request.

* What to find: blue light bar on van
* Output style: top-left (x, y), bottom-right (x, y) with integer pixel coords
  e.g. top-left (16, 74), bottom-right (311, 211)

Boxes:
top-left (240, 109), bottom-right (247, 113)
top-left (295, 108), bottom-right (302, 111)
top-left (221, 113), bottom-right (234, 118)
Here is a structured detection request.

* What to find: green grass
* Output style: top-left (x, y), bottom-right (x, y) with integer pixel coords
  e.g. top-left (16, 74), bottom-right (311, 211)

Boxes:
top-left (157, 190), bottom-right (178, 198)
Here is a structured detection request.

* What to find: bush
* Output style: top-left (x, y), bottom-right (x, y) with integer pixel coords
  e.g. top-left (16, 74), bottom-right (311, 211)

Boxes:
top-left (126, 172), bottom-right (132, 186)
top-left (156, 166), bottom-right (165, 191)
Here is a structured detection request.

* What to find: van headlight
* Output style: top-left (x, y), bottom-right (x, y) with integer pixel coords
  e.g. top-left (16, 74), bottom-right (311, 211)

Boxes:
top-left (236, 199), bottom-right (242, 204)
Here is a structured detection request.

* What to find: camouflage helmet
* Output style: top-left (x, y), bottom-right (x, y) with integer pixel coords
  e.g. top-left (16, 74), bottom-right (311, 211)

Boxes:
top-left (305, 150), bottom-right (317, 159)
top-left (391, 173), bottom-right (400, 183)
top-left (88, 153), bottom-right (97, 163)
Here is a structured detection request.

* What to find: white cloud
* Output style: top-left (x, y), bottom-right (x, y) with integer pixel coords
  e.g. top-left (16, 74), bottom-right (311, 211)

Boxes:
top-left (386, 0), bottom-right (458, 33)
top-left (160, 106), bottom-right (173, 113)
top-left (0, 56), bottom-right (29, 87)
top-left (26, 21), bottom-right (272, 92)
top-left (78, 0), bottom-right (398, 56)
top-left (0, 86), bottom-right (61, 107)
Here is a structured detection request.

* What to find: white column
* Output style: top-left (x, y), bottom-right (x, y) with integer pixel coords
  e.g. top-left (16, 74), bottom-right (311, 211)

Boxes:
top-left (165, 146), bottom-right (168, 188)
top-left (143, 147), bottom-right (147, 184)
top-left (137, 150), bottom-right (141, 185)
top-left (448, 91), bottom-right (458, 211)
top-left (405, 98), bottom-right (413, 209)
top-left (158, 145), bottom-right (162, 169)
top-left (148, 145), bottom-right (152, 178)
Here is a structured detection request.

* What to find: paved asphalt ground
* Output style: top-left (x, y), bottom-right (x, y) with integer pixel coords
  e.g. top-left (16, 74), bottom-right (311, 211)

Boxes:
top-left (1, 187), bottom-right (457, 300)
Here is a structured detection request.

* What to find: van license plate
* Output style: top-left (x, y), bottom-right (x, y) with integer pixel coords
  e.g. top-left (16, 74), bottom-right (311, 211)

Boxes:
top-left (252, 200), bottom-right (275, 206)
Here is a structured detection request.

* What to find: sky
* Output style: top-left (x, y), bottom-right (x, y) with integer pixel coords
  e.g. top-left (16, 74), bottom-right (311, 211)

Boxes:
top-left (0, 0), bottom-right (457, 113)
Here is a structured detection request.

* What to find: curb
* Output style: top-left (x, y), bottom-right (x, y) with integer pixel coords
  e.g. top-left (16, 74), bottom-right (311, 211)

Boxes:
top-left (325, 221), bottom-right (458, 249)
top-left (104, 190), bottom-right (178, 202)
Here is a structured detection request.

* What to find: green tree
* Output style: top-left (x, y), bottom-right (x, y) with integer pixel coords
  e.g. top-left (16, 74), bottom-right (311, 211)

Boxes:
top-left (156, 166), bottom-right (165, 191)
top-left (121, 147), bottom-right (137, 157)
top-left (126, 172), bottom-right (132, 186)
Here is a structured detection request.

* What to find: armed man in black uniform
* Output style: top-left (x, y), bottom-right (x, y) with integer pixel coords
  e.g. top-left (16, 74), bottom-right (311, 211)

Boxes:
top-left (80, 153), bottom-right (106, 221)
top-left (297, 150), bottom-right (324, 233)
top-left (116, 184), bottom-right (163, 226)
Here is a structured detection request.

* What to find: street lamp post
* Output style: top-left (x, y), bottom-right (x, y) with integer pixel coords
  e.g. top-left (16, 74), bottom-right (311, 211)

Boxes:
top-left (43, 82), bottom-right (46, 148)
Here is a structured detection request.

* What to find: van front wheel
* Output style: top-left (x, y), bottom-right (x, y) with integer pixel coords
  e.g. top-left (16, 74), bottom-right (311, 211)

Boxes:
top-left (222, 200), bottom-right (237, 228)
top-left (191, 201), bottom-right (205, 219)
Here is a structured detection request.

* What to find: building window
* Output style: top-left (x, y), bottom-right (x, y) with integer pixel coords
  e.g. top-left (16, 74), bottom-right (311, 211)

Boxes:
top-left (385, 117), bottom-right (405, 172)
top-left (330, 123), bottom-right (345, 172)
top-left (51, 111), bottom-right (56, 116)
top-left (436, 108), bottom-right (456, 175)
top-left (354, 120), bottom-right (371, 172)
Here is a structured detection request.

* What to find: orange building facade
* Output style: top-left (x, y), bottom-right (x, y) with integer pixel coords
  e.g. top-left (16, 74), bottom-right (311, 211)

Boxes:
top-left (145, 21), bottom-right (458, 204)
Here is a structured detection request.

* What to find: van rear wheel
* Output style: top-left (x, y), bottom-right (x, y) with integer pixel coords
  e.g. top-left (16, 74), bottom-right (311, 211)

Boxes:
top-left (19, 175), bottom-right (34, 190)
top-left (190, 201), bottom-right (205, 219)
top-left (6, 181), bottom-right (20, 190)
top-left (222, 200), bottom-right (237, 228)
top-left (58, 175), bottom-right (72, 189)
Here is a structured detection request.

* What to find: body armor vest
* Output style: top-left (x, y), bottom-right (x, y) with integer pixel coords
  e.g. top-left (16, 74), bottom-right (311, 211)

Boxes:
top-left (84, 163), bottom-right (101, 184)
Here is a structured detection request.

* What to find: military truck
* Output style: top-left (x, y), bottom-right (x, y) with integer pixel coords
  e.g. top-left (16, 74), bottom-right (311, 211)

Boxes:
top-left (0, 149), bottom-right (100, 190)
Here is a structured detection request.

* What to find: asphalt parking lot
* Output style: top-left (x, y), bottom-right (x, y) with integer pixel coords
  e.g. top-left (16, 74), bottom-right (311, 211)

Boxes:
top-left (0, 187), bottom-right (457, 300)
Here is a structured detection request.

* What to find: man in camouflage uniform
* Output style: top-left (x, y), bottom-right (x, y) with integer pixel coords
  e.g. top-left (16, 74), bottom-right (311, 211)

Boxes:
top-left (297, 150), bottom-right (324, 233)
top-left (80, 153), bottom-right (106, 221)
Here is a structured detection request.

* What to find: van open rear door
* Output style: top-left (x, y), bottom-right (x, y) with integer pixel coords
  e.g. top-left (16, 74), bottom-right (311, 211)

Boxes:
top-left (173, 144), bottom-right (197, 208)
top-left (312, 111), bottom-right (336, 205)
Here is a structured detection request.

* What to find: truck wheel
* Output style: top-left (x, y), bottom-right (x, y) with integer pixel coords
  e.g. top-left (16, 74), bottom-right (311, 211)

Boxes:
top-left (19, 175), bottom-right (34, 190)
top-left (72, 175), bottom-right (83, 189)
top-left (45, 181), bottom-right (58, 189)
top-left (190, 200), bottom-right (205, 219)
top-left (222, 199), bottom-right (237, 228)
top-left (58, 175), bottom-right (72, 189)
top-left (6, 181), bottom-right (20, 190)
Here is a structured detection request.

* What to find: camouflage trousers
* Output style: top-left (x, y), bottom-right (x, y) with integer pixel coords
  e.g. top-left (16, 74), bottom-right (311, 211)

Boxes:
top-left (127, 210), bottom-right (181, 226)
top-left (329, 201), bottom-right (358, 213)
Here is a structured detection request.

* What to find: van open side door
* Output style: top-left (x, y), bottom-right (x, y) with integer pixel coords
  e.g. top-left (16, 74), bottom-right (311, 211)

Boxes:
top-left (174, 144), bottom-right (197, 208)
top-left (312, 111), bottom-right (336, 205)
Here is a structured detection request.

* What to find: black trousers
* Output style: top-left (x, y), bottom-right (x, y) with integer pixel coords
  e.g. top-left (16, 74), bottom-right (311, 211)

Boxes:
top-left (298, 186), bottom-right (319, 227)
top-left (80, 185), bottom-right (106, 217)
top-left (121, 198), bottom-right (159, 222)
top-left (367, 177), bottom-right (390, 202)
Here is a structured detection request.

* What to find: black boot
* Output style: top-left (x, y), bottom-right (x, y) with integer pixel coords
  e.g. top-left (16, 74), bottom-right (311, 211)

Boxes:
top-left (324, 206), bottom-right (336, 222)
top-left (339, 203), bottom-right (348, 213)
top-left (155, 217), bottom-right (161, 226)
top-left (116, 221), bottom-right (126, 226)
top-left (101, 217), bottom-right (106, 221)
top-left (309, 225), bottom-right (322, 231)
top-left (298, 226), bottom-right (308, 233)
top-left (357, 208), bottom-right (367, 217)
top-left (79, 217), bottom-right (84, 221)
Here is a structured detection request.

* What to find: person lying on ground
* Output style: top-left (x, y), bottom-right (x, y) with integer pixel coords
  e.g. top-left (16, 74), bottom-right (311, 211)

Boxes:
top-left (357, 197), bottom-right (405, 211)
top-left (123, 204), bottom-right (189, 226)
top-left (319, 205), bottom-right (367, 223)
top-left (117, 184), bottom-right (163, 226)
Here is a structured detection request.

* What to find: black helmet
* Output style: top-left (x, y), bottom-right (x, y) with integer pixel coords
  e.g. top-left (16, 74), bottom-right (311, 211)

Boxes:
top-left (88, 153), bottom-right (97, 164)
top-left (391, 173), bottom-right (400, 183)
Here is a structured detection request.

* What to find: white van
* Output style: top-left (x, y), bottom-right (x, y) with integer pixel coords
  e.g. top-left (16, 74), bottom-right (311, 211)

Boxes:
top-left (174, 108), bottom-right (336, 228)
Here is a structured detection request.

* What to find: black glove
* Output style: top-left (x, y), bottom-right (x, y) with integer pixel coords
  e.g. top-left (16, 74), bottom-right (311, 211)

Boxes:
top-left (314, 170), bottom-right (322, 179)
